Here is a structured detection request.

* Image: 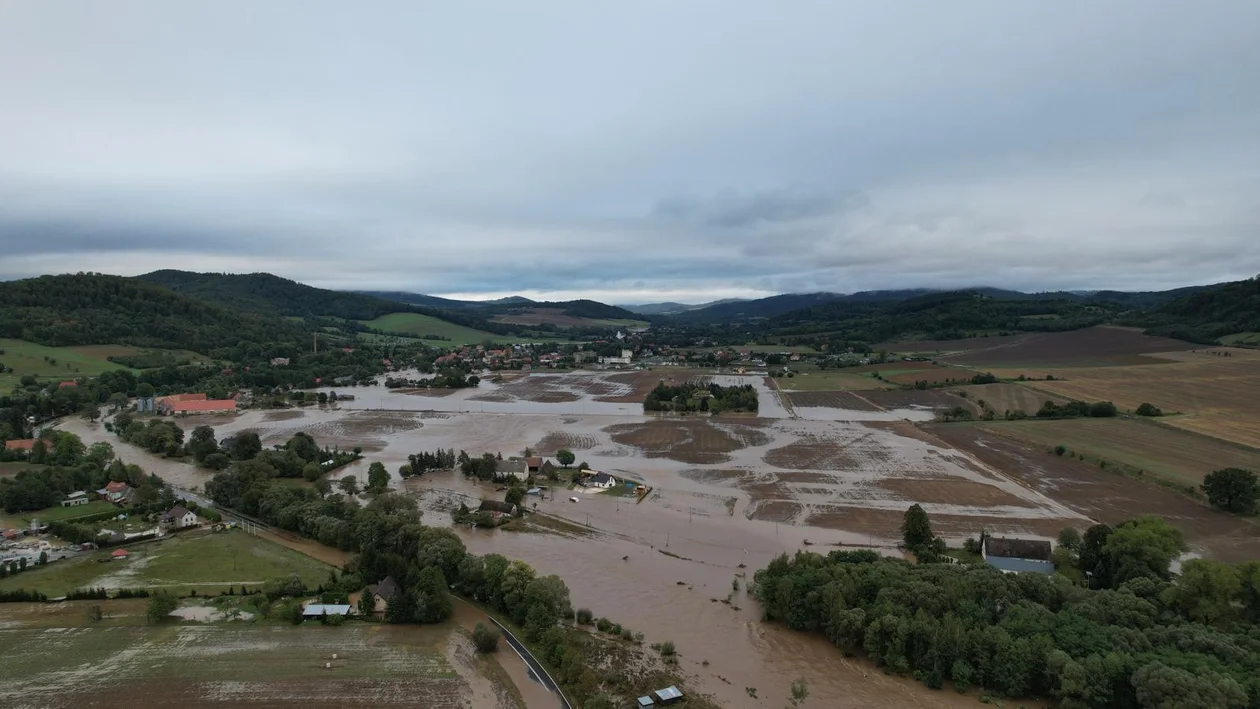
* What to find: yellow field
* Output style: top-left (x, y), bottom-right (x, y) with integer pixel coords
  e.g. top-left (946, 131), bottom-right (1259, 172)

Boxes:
top-left (987, 348), bottom-right (1260, 448)
top-left (978, 417), bottom-right (1260, 487)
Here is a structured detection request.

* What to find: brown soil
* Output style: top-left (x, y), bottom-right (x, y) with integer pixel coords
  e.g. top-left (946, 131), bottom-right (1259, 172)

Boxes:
top-left (860, 389), bottom-right (976, 412)
top-left (783, 391), bottom-right (880, 410)
top-left (262, 410), bottom-right (305, 421)
top-left (925, 423), bottom-right (1260, 562)
top-left (763, 436), bottom-right (862, 469)
top-left (886, 366), bottom-right (978, 386)
top-left (747, 499), bottom-right (803, 523)
top-left (938, 327), bottom-right (1196, 367)
top-left (804, 505), bottom-right (1072, 538)
top-left (491, 307), bottom-right (599, 327)
top-left (606, 419), bottom-right (768, 464)
top-left (875, 478), bottom-right (1036, 508)
top-left (534, 431), bottom-right (599, 455)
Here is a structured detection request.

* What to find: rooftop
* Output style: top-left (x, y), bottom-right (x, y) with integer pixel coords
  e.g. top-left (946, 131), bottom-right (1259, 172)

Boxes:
top-left (984, 536), bottom-right (1052, 561)
top-left (4, 439), bottom-right (36, 451)
top-left (302, 604), bottom-right (352, 616)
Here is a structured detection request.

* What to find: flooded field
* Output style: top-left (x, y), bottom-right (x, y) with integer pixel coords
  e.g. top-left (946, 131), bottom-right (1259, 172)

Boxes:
top-left (52, 370), bottom-right (1133, 707)
top-left (0, 607), bottom-right (527, 708)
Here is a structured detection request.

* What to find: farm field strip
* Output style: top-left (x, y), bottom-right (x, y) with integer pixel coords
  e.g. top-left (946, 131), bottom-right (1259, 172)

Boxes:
top-left (974, 418), bottom-right (1260, 487)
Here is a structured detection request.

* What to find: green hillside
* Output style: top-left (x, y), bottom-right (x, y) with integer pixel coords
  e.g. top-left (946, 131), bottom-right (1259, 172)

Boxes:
top-left (361, 313), bottom-right (541, 344)
top-left (0, 339), bottom-right (136, 389)
top-left (0, 274), bottom-right (311, 351)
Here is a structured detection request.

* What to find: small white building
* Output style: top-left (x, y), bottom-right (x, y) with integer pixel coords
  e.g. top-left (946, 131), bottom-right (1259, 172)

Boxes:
top-left (62, 491), bottom-right (89, 507)
top-left (585, 471), bottom-right (618, 490)
top-left (599, 349), bottom-right (634, 366)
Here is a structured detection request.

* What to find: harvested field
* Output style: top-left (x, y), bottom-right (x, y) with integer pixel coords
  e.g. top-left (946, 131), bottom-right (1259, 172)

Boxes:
top-left (884, 334), bottom-right (1029, 354)
top-left (875, 478), bottom-right (1036, 508)
top-left (975, 418), bottom-right (1260, 487)
top-left (860, 389), bottom-right (976, 414)
top-left (0, 624), bottom-right (483, 708)
top-left (262, 410), bottom-right (305, 421)
top-left (1000, 348), bottom-right (1260, 448)
top-left (606, 419), bottom-right (769, 464)
top-left (764, 435), bottom-right (865, 470)
top-left (747, 500), bottom-right (804, 523)
top-left (804, 505), bottom-right (1072, 538)
top-left (783, 391), bottom-right (880, 410)
top-left (950, 382), bottom-right (1069, 415)
top-left (927, 424), bottom-right (1260, 562)
top-left (934, 326), bottom-right (1197, 367)
top-left (534, 431), bottom-right (599, 455)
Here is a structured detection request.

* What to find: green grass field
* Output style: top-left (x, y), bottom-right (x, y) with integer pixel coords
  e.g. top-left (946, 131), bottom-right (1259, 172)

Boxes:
top-left (0, 461), bottom-right (45, 478)
top-left (0, 500), bottom-right (119, 529)
top-left (361, 312), bottom-right (575, 345)
top-left (1221, 332), bottom-right (1260, 347)
top-left (0, 529), bottom-right (334, 596)
top-left (0, 338), bottom-right (138, 388)
top-left (776, 371), bottom-right (886, 391)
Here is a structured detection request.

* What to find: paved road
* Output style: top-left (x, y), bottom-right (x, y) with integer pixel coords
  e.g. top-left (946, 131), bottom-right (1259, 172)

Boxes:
top-left (490, 618), bottom-right (573, 709)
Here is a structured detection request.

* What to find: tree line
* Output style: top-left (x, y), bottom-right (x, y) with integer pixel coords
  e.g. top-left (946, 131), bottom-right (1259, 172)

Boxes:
top-left (756, 514), bottom-right (1260, 707)
top-left (0, 432), bottom-right (166, 513)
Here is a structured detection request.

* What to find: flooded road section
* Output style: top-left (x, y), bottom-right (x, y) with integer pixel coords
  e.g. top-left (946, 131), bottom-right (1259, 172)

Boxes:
top-left (57, 371), bottom-right (1088, 708)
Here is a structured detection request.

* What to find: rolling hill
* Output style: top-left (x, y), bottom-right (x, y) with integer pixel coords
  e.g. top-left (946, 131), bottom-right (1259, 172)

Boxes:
top-left (0, 273), bottom-right (311, 351)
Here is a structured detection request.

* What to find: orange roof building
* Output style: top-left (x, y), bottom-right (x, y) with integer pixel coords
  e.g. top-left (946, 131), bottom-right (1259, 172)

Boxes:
top-left (4, 439), bottom-right (36, 451)
top-left (168, 399), bottom-right (237, 415)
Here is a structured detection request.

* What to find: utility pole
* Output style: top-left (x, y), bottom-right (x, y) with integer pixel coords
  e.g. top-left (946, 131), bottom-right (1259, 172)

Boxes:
top-left (313, 332), bottom-right (318, 354)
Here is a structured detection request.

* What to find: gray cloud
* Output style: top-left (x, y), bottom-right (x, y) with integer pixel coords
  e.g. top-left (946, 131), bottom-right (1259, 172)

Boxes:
top-left (1, 1), bottom-right (1258, 303)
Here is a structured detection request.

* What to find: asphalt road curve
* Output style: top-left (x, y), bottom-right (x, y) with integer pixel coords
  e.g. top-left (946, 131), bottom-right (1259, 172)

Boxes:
top-left (490, 618), bottom-right (573, 709)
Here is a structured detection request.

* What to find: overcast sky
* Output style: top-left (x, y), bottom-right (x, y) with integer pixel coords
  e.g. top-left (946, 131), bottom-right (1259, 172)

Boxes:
top-left (2, 2), bottom-right (1258, 303)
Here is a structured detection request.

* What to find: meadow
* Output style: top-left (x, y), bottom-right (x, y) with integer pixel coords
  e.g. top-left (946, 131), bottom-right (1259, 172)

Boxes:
top-left (0, 500), bottom-right (118, 529)
top-left (0, 338), bottom-right (138, 388)
top-left (0, 529), bottom-right (333, 597)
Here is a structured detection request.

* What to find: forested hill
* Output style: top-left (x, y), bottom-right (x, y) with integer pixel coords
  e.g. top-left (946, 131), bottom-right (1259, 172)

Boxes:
top-left (138, 270), bottom-right (514, 335)
top-left (0, 273), bottom-right (310, 350)
top-left (1140, 277), bottom-right (1260, 343)
top-left (139, 270), bottom-right (423, 320)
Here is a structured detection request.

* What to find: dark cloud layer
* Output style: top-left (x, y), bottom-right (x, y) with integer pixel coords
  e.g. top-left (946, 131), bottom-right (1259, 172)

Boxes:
top-left (1, 2), bottom-right (1258, 303)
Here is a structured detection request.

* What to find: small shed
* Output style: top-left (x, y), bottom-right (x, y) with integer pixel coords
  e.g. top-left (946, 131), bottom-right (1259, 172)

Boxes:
top-left (110, 549), bottom-right (130, 560)
top-left (653, 686), bottom-right (684, 704)
top-left (302, 604), bottom-right (352, 618)
top-left (636, 696), bottom-right (655, 708)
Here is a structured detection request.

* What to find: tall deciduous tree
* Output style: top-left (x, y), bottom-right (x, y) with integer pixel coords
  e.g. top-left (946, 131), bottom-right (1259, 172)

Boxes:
top-left (1201, 468), bottom-right (1259, 514)
top-left (366, 462), bottom-right (390, 493)
top-left (901, 504), bottom-right (934, 550)
top-left (556, 449), bottom-right (575, 467)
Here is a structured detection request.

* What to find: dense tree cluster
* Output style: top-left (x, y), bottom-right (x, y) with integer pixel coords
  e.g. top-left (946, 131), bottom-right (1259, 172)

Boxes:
top-left (399, 449), bottom-right (457, 477)
top-left (1200, 468), bottom-right (1259, 515)
top-left (0, 432), bottom-right (165, 512)
top-left (643, 382), bottom-right (758, 414)
top-left (755, 535), bottom-right (1260, 707)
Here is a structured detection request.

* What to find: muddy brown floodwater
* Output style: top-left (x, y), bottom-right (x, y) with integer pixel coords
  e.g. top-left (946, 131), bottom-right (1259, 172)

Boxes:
top-left (54, 371), bottom-right (1110, 707)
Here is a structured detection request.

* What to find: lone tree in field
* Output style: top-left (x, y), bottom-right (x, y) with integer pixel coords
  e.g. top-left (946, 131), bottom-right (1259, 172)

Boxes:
top-left (901, 504), bottom-right (934, 551)
top-left (366, 461), bottom-right (390, 494)
top-left (1201, 468), bottom-right (1259, 514)
top-left (556, 449), bottom-right (576, 468)
top-left (1135, 402), bottom-right (1163, 417)
top-left (147, 592), bottom-right (178, 624)
top-left (472, 621), bottom-right (500, 653)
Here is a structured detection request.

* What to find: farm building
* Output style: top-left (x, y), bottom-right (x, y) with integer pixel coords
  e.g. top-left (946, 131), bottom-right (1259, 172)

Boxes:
top-left (302, 604), bottom-right (352, 619)
top-left (62, 491), bottom-right (89, 507)
top-left (161, 398), bottom-right (238, 415)
top-left (981, 533), bottom-right (1054, 574)
top-left (4, 439), bottom-right (36, 452)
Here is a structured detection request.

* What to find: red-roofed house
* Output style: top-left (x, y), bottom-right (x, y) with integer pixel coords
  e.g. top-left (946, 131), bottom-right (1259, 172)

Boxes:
top-left (59, 381), bottom-right (78, 388)
top-left (4, 439), bottom-right (36, 452)
top-left (156, 393), bottom-right (208, 407)
top-left (110, 549), bottom-right (130, 560)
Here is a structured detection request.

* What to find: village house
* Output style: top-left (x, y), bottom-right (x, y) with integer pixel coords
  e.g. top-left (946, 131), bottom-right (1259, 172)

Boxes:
top-left (59, 380), bottom-right (78, 388)
top-left (364, 575), bottom-right (401, 617)
top-left (62, 490), bottom-right (89, 507)
top-left (980, 533), bottom-right (1054, 575)
top-left (582, 471), bottom-right (618, 490)
top-left (160, 506), bottom-right (199, 530)
top-left (97, 481), bottom-right (134, 505)
top-left (4, 439), bottom-right (36, 453)
top-left (270, 357), bottom-right (290, 366)
top-left (599, 349), bottom-right (634, 366)
top-left (157, 393), bottom-right (237, 416)
top-left (110, 548), bottom-right (131, 560)
top-left (496, 458), bottom-right (529, 481)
